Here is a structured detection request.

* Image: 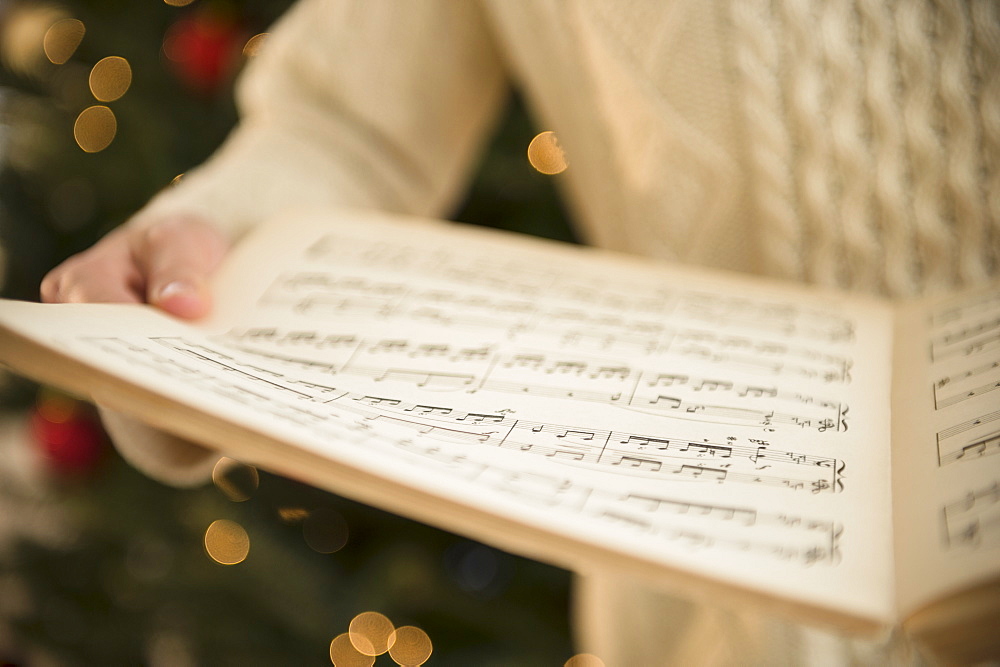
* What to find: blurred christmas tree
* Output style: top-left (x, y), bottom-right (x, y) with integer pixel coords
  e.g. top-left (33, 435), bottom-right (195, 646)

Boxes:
top-left (0, 0), bottom-right (577, 664)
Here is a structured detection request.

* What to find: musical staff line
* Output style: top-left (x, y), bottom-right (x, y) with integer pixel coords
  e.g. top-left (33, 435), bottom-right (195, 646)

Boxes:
top-left (216, 330), bottom-right (850, 433)
top-left (932, 356), bottom-right (1000, 410)
top-left (82, 332), bottom-right (850, 566)
top-left (942, 481), bottom-right (1000, 550)
top-left (938, 431), bottom-right (1000, 467)
top-left (256, 262), bottom-right (858, 372)
top-left (86, 335), bottom-right (849, 494)
top-left (934, 379), bottom-right (1000, 410)
top-left (370, 412), bottom-right (847, 494)
top-left (936, 410), bottom-right (1000, 467)
top-left (931, 331), bottom-right (1000, 363)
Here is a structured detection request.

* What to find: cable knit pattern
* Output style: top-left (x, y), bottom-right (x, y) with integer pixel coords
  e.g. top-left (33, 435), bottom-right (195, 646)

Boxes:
top-left (731, 0), bottom-right (804, 281)
top-left (972, 0), bottom-right (1000, 276)
top-left (858, 0), bottom-right (918, 295)
top-left (779, 0), bottom-right (845, 288)
top-left (939, 0), bottom-right (988, 285)
top-left (726, 0), bottom-right (1000, 297)
top-left (821, 0), bottom-right (879, 291)
top-left (898, 1), bottom-right (952, 292)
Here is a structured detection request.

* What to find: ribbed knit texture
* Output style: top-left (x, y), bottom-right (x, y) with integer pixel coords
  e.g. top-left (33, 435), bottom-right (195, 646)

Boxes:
top-left (732, 0), bottom-right (806, 282)
top-left (733, 0), bottom-right (999, 297)
top-left (973, 0), bottom-right (1000, 281)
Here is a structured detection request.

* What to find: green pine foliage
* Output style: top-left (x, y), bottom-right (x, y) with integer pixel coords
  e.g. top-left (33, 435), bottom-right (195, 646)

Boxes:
top-left (5, 458), bottom-right (572, 665)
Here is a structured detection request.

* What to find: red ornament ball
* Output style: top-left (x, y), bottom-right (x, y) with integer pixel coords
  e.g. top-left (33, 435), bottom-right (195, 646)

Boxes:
top-left (162, 10), bottom-right (246, 95)
top-left (30, 391), bottom-right (108, 477)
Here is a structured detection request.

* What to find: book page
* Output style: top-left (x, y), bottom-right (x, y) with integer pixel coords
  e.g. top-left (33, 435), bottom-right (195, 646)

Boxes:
top-left (0, 209), bottom-right (898, 629)
top-left (893, 284), bottom-right (1000, 618)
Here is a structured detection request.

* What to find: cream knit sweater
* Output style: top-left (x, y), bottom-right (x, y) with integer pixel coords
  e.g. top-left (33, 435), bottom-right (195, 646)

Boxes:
top-left (116, 0), bottom-right (999, 663)
top-left (134, 0), bottom-right (1000, 297)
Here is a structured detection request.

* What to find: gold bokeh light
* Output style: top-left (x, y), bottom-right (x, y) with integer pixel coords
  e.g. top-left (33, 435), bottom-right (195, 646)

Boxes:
top-left (243, 33), bottom-right (268, 57)
top-left (1, 5), bottom-right (68, 75)
top-left (387, 626), bottom-right (432, 666)
top-left (329, 633), bottom-right (375, 667)
top-left (43, 18), bottom-right (85, 65)
top-left (203, 519), bottom-right (250, 565)
top-left (212, 457), bottom-right (259, 502)
top-left (73, 105), bottom-right (116, 153)
top-left (527, 131), bottom-right (568, 175)
top-left (565, 654), bottom-right (606, 667)
top-left (278, 507), bottom-right (310, 523)
top-left (163, 0), bottom-right (196, 6)
top-left (348, 612), bottom-right (395, 656)
top-left (89, 56), bottom-right (131, 102)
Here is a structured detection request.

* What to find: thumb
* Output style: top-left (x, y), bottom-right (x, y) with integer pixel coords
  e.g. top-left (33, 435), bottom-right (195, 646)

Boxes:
top-left (134, 217), bottom-right (229, 319)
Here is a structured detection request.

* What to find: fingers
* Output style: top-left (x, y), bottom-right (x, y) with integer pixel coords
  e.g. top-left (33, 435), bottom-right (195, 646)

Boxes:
top-left (40, 228), bottom-right (146, 305)
top-left (132, 217), bottom-right (229, 319)
top-left (40, 216), bottom-right (229, 321)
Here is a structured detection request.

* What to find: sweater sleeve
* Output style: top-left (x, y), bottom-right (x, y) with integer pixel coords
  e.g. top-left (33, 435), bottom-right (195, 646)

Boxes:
top-left (128, 0), bottom-right (508, 240)
top-left (110, 0), bottom-right (508, 486)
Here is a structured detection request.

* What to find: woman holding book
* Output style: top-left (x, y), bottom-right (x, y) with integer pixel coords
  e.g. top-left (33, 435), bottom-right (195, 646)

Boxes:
top-left (41, 0), bottom-right (999, 663)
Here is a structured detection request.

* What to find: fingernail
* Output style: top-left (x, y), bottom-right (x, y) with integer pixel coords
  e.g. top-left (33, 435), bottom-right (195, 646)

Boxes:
top-left (158, 281), bottom-right (195, 301)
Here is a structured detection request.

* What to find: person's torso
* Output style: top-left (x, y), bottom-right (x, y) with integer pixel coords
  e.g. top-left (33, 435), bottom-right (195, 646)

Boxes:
top-left (482, 0), bottom-right (1000, 298)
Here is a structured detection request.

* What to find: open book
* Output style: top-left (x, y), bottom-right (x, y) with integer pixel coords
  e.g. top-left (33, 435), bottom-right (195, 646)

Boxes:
top-left (0, 210), bottom-right (997, 654)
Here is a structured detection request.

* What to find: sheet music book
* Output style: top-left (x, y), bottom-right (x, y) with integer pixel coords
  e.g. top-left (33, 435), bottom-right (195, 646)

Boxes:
top-left (0, 209), bottom-right (997, 657)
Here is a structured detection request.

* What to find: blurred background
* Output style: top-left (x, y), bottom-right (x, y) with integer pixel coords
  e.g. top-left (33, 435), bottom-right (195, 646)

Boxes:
top-left (0, 0), bottom-right (580, 664)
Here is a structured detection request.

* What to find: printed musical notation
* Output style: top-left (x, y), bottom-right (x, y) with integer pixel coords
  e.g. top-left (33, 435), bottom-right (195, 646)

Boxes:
top-left (931, 289), bottom-right (1000, 332)
top-left (942, 480), bottom-right (1000, 550)
top-left (933, 360), bottom-right (1000, 410)
top-left (928, 293), bottom-right (1000, 471)
top-left (260, 264), bottom-right (856, 378)
top-left (930, 291), bottom-right (1000, 358)
top-left (303, 234), bottom-right (850, 340)
top-left (929, 300), bottom-right (1000, 398)
top-left (217, 328), bottom-right (850, 434)
top-left (356, 398), bottom-right (845, 494)
top-left (466, 468), bottom-right (842, 565)
top-left (81, 333), bottom-right (845, 566)
top-left (95, 334), bottom-right (846, 494)
top-left (937, 417), bottom-right (1000, 467)
top-left (57, 222), bottom-right (886, 575)
top-left (930, 317), bottom-right (1000, 362)
top-left (364, 437), bottom-right (841, 565)
top-left (593, 492), bottom-right (841, 565)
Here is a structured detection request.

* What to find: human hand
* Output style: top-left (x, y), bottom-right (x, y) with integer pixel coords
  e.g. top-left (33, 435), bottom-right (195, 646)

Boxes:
top-left (41, 216), bottom-right (229, 319)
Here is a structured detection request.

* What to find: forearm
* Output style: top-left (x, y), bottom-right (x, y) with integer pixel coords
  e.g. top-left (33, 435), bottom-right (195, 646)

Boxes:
top-left (128, 0), bottom-right (509, 242)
